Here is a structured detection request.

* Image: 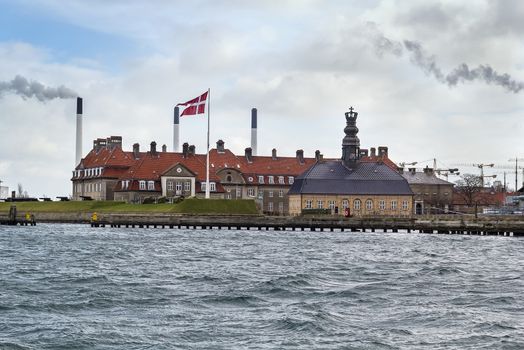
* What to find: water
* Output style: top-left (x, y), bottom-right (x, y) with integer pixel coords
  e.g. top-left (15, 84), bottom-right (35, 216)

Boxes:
top-left (0, 224), bottom-right (523, 349)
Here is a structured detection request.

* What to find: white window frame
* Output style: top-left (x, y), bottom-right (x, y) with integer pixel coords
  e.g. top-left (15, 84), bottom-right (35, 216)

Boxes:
top-left (268, 176), bottom-right (274, 184)
top-left (366, 199), bottom-right (373, 210)
top-left (210, 182), bottom-right (216, 192)
top-left (278, 189), bottom-right (284, 198)
top-left (379, 200), bottom-right (386, 210)
top-left (268, 202), bottom-right (274, 211)
top-left (328, 200), bottom-right (336, 209)
top-left (402, 200), bottom-right (409, 210)
top-left (354, 199), bottom-right (361, 210)
top-left (305, 199), bottom-right (312, 209)
top-left (391, 200), bottom-right (397, 210)
top-left (184, 181), bottom-right (191, 192)
top-left (317, 200), bottom-right (323, 209)
top-left (175, 182), bottom-right (182, 192)
top-left (236, 187), bottom-right (241, 198)
top-left (167, 181), bottom-right (173, 191)
top-left (139, 181), bottom-right (146, 190)
top-left (342, 199), bottom-right (349, 209)
top-left (269, 191), bottom-right (273, 198)
top-left (148, 181), bottom-right (155, 190)
top-left (278, 176), bottom-right (284, 184)
top-left (288, 176), bottom-right (294, 185)
top-left (258, 175), bottom-right (264, 184)
top-left (248, 188), bottom-right (255, 197)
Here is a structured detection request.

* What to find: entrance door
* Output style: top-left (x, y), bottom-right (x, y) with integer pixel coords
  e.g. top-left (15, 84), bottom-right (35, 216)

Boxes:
top-left (415, 202), bottom-right (423, 215)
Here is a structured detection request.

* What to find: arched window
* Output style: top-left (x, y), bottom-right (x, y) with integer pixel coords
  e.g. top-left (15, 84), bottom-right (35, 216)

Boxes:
top-left (366, 199), bottom-right (373, 210)
top-left (353, 199), bottom-right (361, 210)
top-left (226, 175), bottom-right (232, 182)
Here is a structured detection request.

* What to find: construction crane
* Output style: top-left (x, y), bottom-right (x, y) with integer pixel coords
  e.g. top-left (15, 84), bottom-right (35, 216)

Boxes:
top-left (434, 168), bottom-right (460, 181)
top-left (398, 161), bottom-right (417, 168)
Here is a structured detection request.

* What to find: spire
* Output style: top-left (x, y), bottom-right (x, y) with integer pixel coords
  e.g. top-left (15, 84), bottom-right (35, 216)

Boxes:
top-left (341, 106), bottom-right (360, 168)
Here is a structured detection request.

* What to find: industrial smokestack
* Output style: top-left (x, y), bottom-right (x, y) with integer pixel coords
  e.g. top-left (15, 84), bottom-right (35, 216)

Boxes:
top-left (251, 108), bottom-right (257, 156)
top-left (75, 97), bottom-right (83, 166)
top-left (173, 107), bottom-right (180, 152)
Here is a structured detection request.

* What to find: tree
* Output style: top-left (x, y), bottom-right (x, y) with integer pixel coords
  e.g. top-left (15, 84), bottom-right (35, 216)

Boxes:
top-left (455, 174), bottom-right (483, 207)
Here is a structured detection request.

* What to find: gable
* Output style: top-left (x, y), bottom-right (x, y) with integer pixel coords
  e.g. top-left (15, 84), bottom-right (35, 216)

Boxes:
top-left (162, 162), bottom-right (196, 178)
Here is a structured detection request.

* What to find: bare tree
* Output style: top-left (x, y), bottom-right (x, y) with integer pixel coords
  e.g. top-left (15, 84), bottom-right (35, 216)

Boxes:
top-left (17, 183), bottom-right (24, 198)
top-left (455, 174), bottom-right (483, 207)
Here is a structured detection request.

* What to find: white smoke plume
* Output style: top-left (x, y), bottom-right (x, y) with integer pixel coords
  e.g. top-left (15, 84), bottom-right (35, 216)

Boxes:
top-left (0, 75), bottom-right (77, 101)
top-left (366, 23), bottom-right (524, 93)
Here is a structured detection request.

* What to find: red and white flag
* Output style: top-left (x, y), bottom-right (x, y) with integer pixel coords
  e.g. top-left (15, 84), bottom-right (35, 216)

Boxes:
top-left (176, 91), bottom-right (208, 116)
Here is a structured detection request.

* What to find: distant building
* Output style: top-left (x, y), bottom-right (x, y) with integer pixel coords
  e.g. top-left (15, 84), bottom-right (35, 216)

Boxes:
top-left (400, 167), bottom-right (454, 215)
top-left (288, 108), bottom-right (413, 217)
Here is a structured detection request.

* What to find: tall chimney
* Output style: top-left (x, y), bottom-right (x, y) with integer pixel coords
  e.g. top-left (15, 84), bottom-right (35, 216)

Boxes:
top-left (150, 141), bottom-right (157, 155)
top-left (251, 108), bottom-right (257, 156)
top-left (370, 147), bottom-right (376, 157)
top-left (217, 139), bottom-right (225, 153)
top-left (75, 97), bottom-right (83, 166)
top-left (173, 106), bottom-right (180, 152)
top-left (182, 142), bottom-right (189, 158)
top-left (272, 148), bottom-right (277, 160)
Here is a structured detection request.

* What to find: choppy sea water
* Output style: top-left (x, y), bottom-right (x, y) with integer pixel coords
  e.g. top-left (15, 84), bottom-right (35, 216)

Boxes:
top-left (0, 224), bottom-right (523, 349)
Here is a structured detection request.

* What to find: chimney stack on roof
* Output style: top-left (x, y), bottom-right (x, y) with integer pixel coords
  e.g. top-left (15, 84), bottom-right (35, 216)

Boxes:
top-left (370, 147), bottom-right (376, 157)
top-left (315, 150), bottom-right (323, 161)
top-left (296, 149), bottom-right (304, 164)
top-left (408, 167), bottom-right (416, 174)
top-left (162, 144), bottom-right (167, 152)
top-left (251, 108), bottom-right (257, 156)
top-left (423, 166), bottom-right (434, 175)
top-left (182, 142), bottom-right (189, 158)
top-left (133, 143), bottom-right (140, 159)
top-left (150, 141), bottom-right (157, 155)
top-left (107, 136), bottom-right (122, 150)
top-left (378, 146), bottom-right (388, 158)
top-left (360, 149), bottom-right (369, 157)
top-left (217, 139), bottom-right (225, 153)
top-left (245, 147), bottom-right (253, 163)
top-left (272, 148), bottom-right (277, 160)
top-left (188, 145), bottom-right (195, 155)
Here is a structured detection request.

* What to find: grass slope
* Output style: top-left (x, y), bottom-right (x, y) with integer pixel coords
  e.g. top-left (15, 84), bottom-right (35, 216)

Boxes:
top-left (0, 199), bottom-right (258, 215)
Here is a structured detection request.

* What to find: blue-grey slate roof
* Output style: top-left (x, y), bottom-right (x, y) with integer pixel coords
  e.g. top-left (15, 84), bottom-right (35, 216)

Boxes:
top-left (288, 160), bottom-right (413, 195)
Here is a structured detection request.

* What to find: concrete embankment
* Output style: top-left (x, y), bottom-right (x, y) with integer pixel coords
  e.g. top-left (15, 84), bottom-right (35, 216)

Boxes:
top-left (2, 211), bottom-right (523, 236)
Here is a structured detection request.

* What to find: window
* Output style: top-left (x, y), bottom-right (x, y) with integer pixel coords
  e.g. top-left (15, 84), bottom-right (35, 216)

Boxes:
top-left (268, 202), bottom-right (273, 211)
top-left (248, 188), bottom-right (255, 197)
top-left (354, 199), bottom-right (361, 210)
top-left (236, 187), bottom-right (241, 198)
top-left (258, 189), bottom-right (263, 198)
top-left (278, 189), bottom-right (284, 198)
top-left (317, 200), bottom-right (323, 209)
top-left (268, 176), bottom-right (274, 184)
top-left (328, 200), bottom-right (336, 209)
top-left (258, 175), bottom-right (264, 184)
top-left (305, 199), bottom-right (312, 209)
top-left (167, 181), bottom-right (173, 191)
top-left (278, 176), bottom-right (284, 184)
top-left (225, 193), bottom-right (231, 199)
top-left (184, 182), bottom-right (191, 192)
top-left (342, 199), bottom-right (349, 209)
top-left (210, 182), bottom-right (216, 192)
top-left (269, 191), bottom-right (273, 198)
top-left (402, 200), bottom-right (409, 210)
top-left (278, 202), bottom-right (284, 212)
top-left (366, 199), bottom-right (373, 210)
top-left (391, 200), bottom-right (397, 210)
top-left (175, 182), bottom-right (182, 193)
top-left (122, 180), bottom-right (127, 189)
top-left (226, 175), bottom-right (232, 182)
top-left (379, 200), bottom-right (386, 210)
top-left (148, 181), bottom-right (155, 190)
top-left (201, 182), bottom-right (206, 191)
top-left (288, 176), bottom-right (294, 184)
top-left (139, 181), bottom-right (146, 190)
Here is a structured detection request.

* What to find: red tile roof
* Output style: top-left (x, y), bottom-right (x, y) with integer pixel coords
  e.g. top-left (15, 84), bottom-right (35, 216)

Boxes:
top-left (359, 155), bottom-right (399, 171)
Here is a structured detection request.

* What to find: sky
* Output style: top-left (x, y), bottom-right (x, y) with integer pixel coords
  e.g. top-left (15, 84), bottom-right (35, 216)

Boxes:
top-left (0, 0), bottom-right (523, 198)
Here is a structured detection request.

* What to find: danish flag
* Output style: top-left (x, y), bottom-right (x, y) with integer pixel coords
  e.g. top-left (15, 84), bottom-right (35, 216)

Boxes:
top-left (176, 91), bottom-right (208, 116)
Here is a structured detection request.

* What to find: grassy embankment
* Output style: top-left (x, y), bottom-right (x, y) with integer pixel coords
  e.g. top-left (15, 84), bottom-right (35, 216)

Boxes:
top-left (0, 199), bottom-right (259, 215)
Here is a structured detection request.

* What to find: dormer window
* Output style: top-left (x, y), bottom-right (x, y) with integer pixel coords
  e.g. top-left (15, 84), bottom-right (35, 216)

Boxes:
top-left (258, 176), bottom-right (264, 184)
top-left (210, 182), bottom-right (216, 192)
top-left (268, 176), bottom-right (274, 184)
top-left (147, 181), bottom-right (155, 190)
top-left (278, 176), bottom-right (284, 184)
top-left (139, 181), bottom-right (146, 190)
top-left (288, 176), bottom-right (294, 184)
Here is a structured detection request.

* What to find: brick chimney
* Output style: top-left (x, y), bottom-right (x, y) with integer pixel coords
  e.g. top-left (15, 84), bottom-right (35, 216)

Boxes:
top-left (245, 147), bottom-right (253, 163)
top-left (360, 149), bottom-right (369, 157)
top-left (296, 149), bottom-right (304, 165)
top-left (423, 166), bottom-right (434, 175)
top-left (133, 143), bottom-right (140, 159)
top-left (162, 144), bottom-right (167, 152)
top-left (315, 150), bottom-right (323, 161)
top-left (378, 146), bottom-right (388, 158)
top-left (182, 142), bottom-right (189, 158)
top-left (272, 148), bottom-right (277, 160)
top-left (107, 136), bottom-right (122, 150)
top-left (188, 145), bottom-right (195, 155)
top-left (370, 147), bottom-right (376, 157)
top-left (216, 139), bottom-right (225, 153)
top-left (150, 141), bottom-right (157, 155)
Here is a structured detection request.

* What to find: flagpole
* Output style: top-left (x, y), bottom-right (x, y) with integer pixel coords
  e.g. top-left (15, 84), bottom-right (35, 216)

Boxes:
top-left (205, 88), bottom-right (210, 199)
